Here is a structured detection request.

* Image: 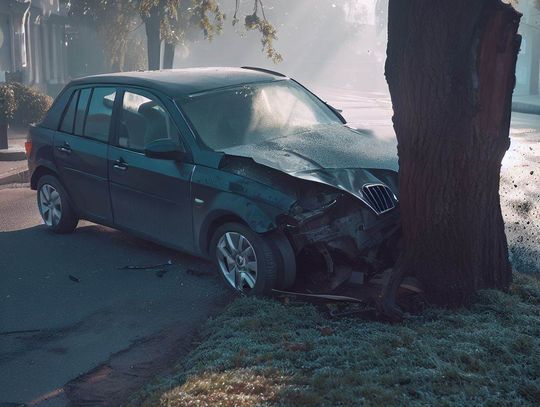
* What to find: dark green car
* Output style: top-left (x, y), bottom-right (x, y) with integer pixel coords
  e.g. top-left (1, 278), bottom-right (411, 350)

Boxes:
top-left (27, 67), bottom-right (399, 295)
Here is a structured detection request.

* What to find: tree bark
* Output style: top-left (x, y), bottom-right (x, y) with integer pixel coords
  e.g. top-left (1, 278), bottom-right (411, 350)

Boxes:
top-left (163, 42), bottom-right (175, 70)
top-left (385, 0), bottom-right (521, 307)
top-left (144, 7), bottom-right (162, 71)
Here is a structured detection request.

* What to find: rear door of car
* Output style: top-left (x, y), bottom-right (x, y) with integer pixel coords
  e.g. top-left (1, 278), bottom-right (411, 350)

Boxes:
top-left (107, 87), bottom-right (195, 251)
top-left (54, 86), bottom-right (117, 223)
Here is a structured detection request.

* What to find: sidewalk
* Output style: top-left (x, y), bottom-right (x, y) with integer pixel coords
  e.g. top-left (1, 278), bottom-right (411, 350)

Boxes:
top-left (0, 127), bottom-right (29, 186)
top-left (0, 160), bottom-right (28, 185)
top-left (512, 95), bottom-right (540, 115)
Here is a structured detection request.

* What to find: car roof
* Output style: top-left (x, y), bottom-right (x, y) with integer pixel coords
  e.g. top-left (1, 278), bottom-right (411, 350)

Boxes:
top-left (68, 67), bottom-right (287, 98)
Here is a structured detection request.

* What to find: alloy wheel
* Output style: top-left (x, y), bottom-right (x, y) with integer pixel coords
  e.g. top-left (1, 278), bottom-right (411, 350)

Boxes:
top-left (39, 184), bottom-right (62, 227)
top-left (216, 232), bottom-right (258, 293)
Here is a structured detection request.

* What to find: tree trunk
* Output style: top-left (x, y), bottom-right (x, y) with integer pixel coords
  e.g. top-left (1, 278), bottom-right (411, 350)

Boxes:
top-left (144, 8), bottom-right (161, 71)
top-left (385, 0), bottom-right (521, 307)
top-left (163, 42), bottom-right (175, 70)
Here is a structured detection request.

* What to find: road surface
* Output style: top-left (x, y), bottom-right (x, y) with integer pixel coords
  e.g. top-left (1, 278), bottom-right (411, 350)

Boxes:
top-left (0, 188), bottom-right (231, 406)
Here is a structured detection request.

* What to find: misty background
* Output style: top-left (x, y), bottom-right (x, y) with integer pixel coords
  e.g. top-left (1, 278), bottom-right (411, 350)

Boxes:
top-left (1, 0), bottom-right (538, 98)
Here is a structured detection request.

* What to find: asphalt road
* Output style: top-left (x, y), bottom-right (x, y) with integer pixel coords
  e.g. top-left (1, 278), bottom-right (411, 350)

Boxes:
top-left (0, 187), bottom-right (231, 406)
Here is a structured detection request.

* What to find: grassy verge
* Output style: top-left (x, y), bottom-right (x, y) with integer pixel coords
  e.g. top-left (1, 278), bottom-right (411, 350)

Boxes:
top-left (136, 273), bottom-right (540, 406)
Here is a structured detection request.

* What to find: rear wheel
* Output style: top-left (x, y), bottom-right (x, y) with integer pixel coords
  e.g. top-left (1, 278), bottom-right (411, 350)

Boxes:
top-left (37, 175), bottom-right (78, 234)
top-left (211, 222), bottom-right (278, 295)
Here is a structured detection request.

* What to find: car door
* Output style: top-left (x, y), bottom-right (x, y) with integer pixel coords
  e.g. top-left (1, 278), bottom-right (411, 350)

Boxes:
top-left (54, 87), bottom-right (117, 223)
top-left (108, 88), bottom-right (195, 251)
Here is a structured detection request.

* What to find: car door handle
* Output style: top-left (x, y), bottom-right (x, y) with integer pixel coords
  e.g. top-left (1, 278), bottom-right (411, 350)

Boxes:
top-left (56, 143), bottom-right (72, 154)
top-left (113, 160), bottom-right (128, 171)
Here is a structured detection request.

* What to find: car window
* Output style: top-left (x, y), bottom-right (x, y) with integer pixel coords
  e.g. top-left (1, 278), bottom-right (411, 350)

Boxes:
top-left (74, 88), bottom-right (91, 136)
top-left (84, 87), bottom-right (116, 142)
top-left (59, 89), bottom-right (78, 133)
top-left (179, 80), bottom-right (341, 150)
top-left (118, 90), bottom-right (180, 152)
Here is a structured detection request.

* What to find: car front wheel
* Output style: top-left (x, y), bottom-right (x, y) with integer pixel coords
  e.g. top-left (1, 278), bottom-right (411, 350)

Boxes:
top-left (37, 175), bottom-right (78, 234)
top-left (211, 222), bottom-right (278, 295)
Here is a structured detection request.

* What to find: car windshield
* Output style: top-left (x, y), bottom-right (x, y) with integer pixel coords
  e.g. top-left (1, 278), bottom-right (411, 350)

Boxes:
top-left (178, 80), bottom-right (342, 150)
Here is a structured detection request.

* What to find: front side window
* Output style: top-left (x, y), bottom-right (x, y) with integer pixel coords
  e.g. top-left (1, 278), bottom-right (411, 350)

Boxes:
top-left (118, 90), bottom-right (179, 152)
top-left (84, 87), bottom-right (116, 142)
top-left (178, 80), bottom-right (341, 150)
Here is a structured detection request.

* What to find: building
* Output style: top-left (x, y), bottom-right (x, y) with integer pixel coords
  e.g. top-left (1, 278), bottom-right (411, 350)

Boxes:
top-left (0, 0), bottom-right (69, 95)
top-left (515, 0), bottom-right (540, 95)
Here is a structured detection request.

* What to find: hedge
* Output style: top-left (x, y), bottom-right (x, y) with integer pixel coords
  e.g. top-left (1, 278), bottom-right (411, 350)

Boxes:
top-left (0, 82), bottom-right (53, 126)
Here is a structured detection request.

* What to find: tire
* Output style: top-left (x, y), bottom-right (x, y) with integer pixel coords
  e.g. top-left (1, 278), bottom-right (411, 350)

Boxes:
top-left (210, 222), bottom-right (278, 295)
top-left (267, 230), bottom-right (296, 289)
top-left (37, 175), bottom-right (79, 234)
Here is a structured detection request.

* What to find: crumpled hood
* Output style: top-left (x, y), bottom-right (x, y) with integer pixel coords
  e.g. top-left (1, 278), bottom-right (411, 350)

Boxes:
top-left (221, 124), bottom-right (398, 173)
top-left (221, 125), bottom-right (399, 207)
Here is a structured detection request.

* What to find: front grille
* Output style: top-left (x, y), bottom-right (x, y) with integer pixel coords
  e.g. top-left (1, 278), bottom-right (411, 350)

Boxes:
top-left (362, 184), bottom-right (396, 214)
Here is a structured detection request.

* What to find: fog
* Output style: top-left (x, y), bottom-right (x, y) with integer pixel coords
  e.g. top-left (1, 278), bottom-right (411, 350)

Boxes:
top-left (172, 0), bottom-right (388, 92)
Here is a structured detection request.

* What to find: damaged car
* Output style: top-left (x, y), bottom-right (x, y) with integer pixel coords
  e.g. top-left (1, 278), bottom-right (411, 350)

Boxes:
top-left (27, 67), bottom-right (400, 297)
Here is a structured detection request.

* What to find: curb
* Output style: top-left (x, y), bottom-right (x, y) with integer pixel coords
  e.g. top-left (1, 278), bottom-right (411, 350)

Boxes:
top-left (512, 102), bottom-right (540, 115)
top-left (0, 168), bottom-right (29, 186)
top-left (0, 148), bottom-right (26, 161)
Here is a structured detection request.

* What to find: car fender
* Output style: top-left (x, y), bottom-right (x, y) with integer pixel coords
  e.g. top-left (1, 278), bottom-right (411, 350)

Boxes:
top-left (30, 160), bottom-right (58, 187)
top-left (190, 164), bottom-right (296, 255)
top-left (194, 189), bottom-right (284, 255)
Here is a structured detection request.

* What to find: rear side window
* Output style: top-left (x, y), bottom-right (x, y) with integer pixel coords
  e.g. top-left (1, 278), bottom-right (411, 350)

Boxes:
top-left (85, 87), bottom-right (116, 142)
top-left (74, 88), bottom-right (91, 136)
top-left (59, 90), bottom-right (78, 133)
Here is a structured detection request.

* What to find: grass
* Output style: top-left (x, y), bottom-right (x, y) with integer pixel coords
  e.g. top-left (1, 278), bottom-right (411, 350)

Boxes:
top-left (134, 272), bottom-right (540, 407)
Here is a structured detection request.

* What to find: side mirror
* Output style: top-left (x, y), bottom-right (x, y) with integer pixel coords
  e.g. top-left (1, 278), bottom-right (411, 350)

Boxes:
top-left (144, 139), bottom-right (190, 161)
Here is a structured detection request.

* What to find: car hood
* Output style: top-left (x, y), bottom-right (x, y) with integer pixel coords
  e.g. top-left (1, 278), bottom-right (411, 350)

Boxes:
top-left (220, 125), bottom-right (399, 210)
top-left (221, 124), bottom-right (398, 174)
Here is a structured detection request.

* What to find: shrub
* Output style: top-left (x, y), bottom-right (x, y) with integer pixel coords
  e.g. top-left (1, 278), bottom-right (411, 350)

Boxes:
top-left (10, 82), bottom-right (53, 126)
top-left (0, 82), bottom-right (53, 126)
top-left (0, 85), bottom-right (16, 124)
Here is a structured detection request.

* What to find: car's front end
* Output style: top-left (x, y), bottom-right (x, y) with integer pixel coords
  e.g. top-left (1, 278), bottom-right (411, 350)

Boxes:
top-left (177, 71), bottom-right (401, 295)
top-left (219, 149), bottom-right (401, 294)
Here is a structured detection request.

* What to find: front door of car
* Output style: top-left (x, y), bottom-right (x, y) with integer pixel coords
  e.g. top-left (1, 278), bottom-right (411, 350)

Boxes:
top-left (54, 87), bottom-right (117, 223)
top-left (108, 88), bottom-right (195, 251)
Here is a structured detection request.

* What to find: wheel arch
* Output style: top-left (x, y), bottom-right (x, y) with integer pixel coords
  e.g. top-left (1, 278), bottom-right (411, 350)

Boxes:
top-left (200, 209), bottom-right (297, 289)
top-left (200, 211), bottom-right (248, 256)
top-left (31, 165), bottom-right (58, 190)
top-left (32, 166), bottom-right (79, 216)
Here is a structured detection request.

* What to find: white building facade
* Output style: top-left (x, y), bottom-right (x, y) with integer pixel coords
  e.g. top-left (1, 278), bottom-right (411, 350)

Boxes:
top-left (0, 0), bottom-right (69, 95)
top-left (514, 0), bottom-right (540, 95)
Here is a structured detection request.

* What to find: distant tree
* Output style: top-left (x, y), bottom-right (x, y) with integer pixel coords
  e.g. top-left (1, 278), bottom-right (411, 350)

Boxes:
top-left (236, 0), bottom-right (282, 64)
top-left (381, 0), bottom-right (521, 315)
top-left (68, 0), bottom-right (281, 71)
top-left (143, 0), bottom-right (282, 70)
top-left (66, 0), bottom-right (141, 72)
top-left (140, 0), bottom-right (227, 70)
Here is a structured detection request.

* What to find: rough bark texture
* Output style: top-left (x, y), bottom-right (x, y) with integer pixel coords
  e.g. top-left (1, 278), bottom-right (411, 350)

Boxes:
top-left (385, 0), bottom-right (521, 306)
